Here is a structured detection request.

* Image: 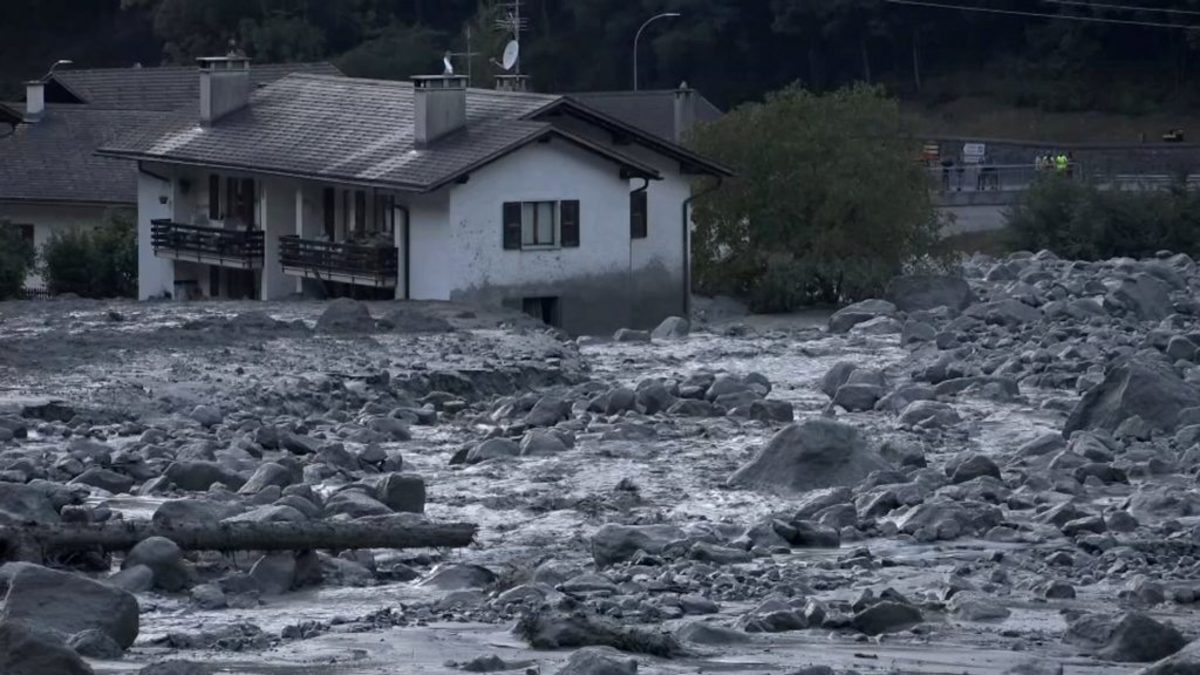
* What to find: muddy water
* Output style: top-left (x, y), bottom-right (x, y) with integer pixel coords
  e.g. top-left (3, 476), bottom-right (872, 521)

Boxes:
top-left (0, 300), bottom-right (1183, 674)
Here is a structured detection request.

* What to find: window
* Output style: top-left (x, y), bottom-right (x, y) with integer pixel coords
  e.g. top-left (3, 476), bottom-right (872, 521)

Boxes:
top-left (223, 177), bottom-right (255, 227)
top-left (630, 190), bottom-right (648, 239)
top-left (322, 187), bottom-right (336, 239)
top-left (502, 200), bottom-right (580, 250)
top-left (208, 174), bottom-right (220, 220)
top-left (374, 194), bottom-right (395, 236)
top-left (354, 190), bottom-right (366, 234)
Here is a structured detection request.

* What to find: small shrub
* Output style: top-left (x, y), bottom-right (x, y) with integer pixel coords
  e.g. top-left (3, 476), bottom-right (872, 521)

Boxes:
top-left (0, 221), bottom-right (34, 299)
top-left (41, 211), bottom-right (136, 298)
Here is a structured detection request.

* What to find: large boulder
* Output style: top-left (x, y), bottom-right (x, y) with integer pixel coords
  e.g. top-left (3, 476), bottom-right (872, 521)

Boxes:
top-left (123, 536), bottom-right (189, 591)
top-left (887, 275), bottom-right (975, 313)
top-left (651, 316), bottom-right (690, 340)
top-left (828, 299), bottom-right (896, 334)
top-left (1064, 358), bottom-right (1200, 436)
top-left (555, 646), bottom-right (638, 675)
top-left (315, 298), bottom-right (376, 332)
top-left (851, 601), bottom-right (923, 636)
top-left (376, 473), bottom-right (425, 513)
top-left (1106, 274), bottom-right (1172, 321)
top-left (1, 564), bottom-right (139, 648)
top-left (0, 483), bottom-right (60, 524)
top-left (1136, 638), bottom-right (1200, 674)
top-left (165, 461), bottom-right (246, 491)
top-left (0, 620), bottom-right (94, 675)
top-left (728, 419), bottom-right (889, 495)
top-left (591, 524), bottom-right (685, 567)
top-left (1094, 613), bottom-right (1187, 663)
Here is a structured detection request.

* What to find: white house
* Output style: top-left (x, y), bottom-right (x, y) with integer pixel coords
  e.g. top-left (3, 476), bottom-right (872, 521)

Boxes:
top-left (98, 57), bottom-right (730, 334)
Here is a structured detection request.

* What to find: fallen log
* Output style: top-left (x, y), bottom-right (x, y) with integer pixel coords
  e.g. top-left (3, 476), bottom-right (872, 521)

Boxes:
top-left (0, 518), bottom-right (477, 562)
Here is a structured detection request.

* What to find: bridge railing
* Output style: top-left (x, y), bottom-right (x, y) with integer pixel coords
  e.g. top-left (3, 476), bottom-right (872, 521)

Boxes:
top-left (925, 163), bottom-right (1082, 194)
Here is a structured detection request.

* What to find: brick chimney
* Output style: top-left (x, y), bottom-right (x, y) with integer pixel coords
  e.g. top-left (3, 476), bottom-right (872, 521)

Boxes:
top-left (198, 56), bottom-right (251, 126)
top-left (412, 74), bottom-right (468, 147)
top-left (672, 81), bottom-right (695, 144)
top-left (24, 81), bottom-right (44, 123)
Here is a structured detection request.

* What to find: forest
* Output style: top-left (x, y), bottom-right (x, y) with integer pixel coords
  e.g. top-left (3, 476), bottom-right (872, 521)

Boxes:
top-left (4, 0), bottom-right (1200, 114)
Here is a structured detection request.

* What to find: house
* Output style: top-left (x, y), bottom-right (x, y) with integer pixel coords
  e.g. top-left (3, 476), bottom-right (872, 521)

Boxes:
top-left (0, 62), bottom-right (340, 291)
top-left (97, 57), bottom-right (731, 334)
top-left (570, 84), bottom-right (724, 144)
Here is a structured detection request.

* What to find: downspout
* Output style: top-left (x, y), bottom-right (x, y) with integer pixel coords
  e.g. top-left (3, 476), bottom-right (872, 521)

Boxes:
top-left (397, 204), bottom-right (411, 300)
top-left (681, 176), bottom-right (723, 320)
top-left (630, 177), bottom-right (650, 328)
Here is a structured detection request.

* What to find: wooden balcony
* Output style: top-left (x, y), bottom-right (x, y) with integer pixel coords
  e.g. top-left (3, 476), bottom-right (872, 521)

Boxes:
top-left (279, 236), bottom-right (398, 288)
top-left (150, 219), bottom-right (264, 270)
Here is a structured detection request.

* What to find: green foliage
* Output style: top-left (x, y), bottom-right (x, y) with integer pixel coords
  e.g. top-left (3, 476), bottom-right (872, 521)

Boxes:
top-left (335, 24), bottom-right (445, 81)
top-left (690, 83), bottom-right (945, 312)
top-left (0, 221), bottom-right (34, 300)
top-left (41, 211), bottom-right (137, 298)
top-left (1007, 175), bottom-right (1200, 260)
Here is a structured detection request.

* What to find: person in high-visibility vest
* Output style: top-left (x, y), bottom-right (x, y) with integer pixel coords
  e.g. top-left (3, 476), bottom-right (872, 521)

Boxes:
top-left (1055, 153), bottom-right (1068, 173)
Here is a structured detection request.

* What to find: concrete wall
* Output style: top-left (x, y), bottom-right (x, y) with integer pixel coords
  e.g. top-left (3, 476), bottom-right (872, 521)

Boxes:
top-left (0, 201), bottom-right (124, 291)
top-left (260, 178), bottom-right (296, 300)
top-left (137, 166), bottom-right (176, 299)
top-left (439, 138), bottom-right (680, 334)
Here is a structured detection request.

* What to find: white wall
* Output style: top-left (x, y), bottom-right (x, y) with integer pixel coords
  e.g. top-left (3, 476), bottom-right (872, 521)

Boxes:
top-left (0, 201), bottom-right (121, 291)
top-left (137, 166), bottom-right (175, 299)
top-left (406, 190), bottom-right (452, 300)
top-left (260, 178), bottom-right (296, 300)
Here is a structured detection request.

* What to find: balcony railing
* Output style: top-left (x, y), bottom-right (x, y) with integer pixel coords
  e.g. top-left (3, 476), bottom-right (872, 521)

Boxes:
top-left (150, 219), bottom-right (264, 269)
top-left (279, 236), bottom-right (398, 288)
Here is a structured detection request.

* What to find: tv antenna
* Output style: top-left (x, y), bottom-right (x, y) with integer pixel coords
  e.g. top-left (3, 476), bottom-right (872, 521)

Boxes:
top-left (448, 25), bottom-right (481, 85)
top-left (492, 0), bottom-right (526, 74)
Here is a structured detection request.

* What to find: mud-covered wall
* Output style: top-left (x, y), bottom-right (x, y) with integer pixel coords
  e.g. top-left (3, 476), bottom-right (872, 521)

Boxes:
top-left (441, 139), bottom-right (683, 334)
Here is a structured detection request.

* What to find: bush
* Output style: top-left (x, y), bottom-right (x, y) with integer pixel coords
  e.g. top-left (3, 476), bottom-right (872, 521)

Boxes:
top-left (0, 221), bottom-right (35, 299)
top-left (41, 211), bottom-right (136, 298)
top-left (690, 83), bottom-right (948, 312)
top-left (1007, 176), bottom-right (1200, 260)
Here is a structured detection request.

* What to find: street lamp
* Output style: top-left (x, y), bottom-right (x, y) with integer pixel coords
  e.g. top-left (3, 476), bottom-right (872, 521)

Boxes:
top-left (633, 12), bottom-right (680, 91)
top-left (40, 59), bottom-right (73, 81)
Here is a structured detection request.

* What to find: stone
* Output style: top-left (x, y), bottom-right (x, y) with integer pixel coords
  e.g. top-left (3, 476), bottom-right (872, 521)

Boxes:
top-left (819, 362), bottom-right (859, 398)
top-left (467, 437), bottom-right (521, 463)
top-left (901, 320), bottom-right (937, 345)
top-left (136, 661), bottom-right (211, 675)
top-left (851, 601), bottom-right (923, 636)
top-left (749, 399), bottom-right (795, 423)
top-left (675, 621), bottom-right (750, 645)
top-left (651, 316), bottom-right (690, 339)
top-left (965, 299), bottom-right (1043, 327)
top-left (1167, 336), bottom-right (1198, 362)
top-left (189, 405), bottom-right (222, 427)
top-left (613, 328), bottom-right (651, 343)
top-left (832, 383), bottom-right (884, 411)
top-left (152, 499), bottom-right (245, 527)
top-left (237, 462), bottom-right (293, 495)
top-left (1, 564), bottom-right (139, 648)
top-left (376, 473), bottom-right (425, 513)
top-left (1135, 639), bottom-right (1200, 674)
top-left (377, 307), bottom-right (454, 333)
top-left (828, 299), bottom-right (896, 333)
top-left (0, 620), bottom-right (94, 675)
top-left (1003, 662), bottom-right (1063, 675)
top-left (591, 524), bottom-right (685, 567)
top-left (1097, 613), bottom-right (1186, 663)
top-left (323, 490), bottom-right (392, 519)
top-left (107, 565), bottom-right (154, 593)
top-left (123, 536), bottom-right (188, 591)
top-left (636, 383), bottom-right (676, 415)
top-left (315, 298), bottom-right (376, 332)
top-left (851, 315), bottom-right (903, 335)
top-left (165, 461), bottom-right (245, 491)
top-left (554, 646), bottom-right (637, 675)
top-left (666, 399), bottom-right (719, 417)
top-left (730, 419), bottom-right (888, 495)
top-left (70, 467), bottom-right (134, 494)
top-left (948, 592), bottom-right (1011, 621)
top-left (281, 432), bottom-right (321, 455)
top-left (68, 628), bottom-right (124, 659)
top-left (0, 483), bottom-right (61, 524)
top-left (899, 400), bottom-right (962, 428)
top-left (249, 553), bottom-right (296, 596)
top-left (1064, 358), bottom-right (1200, 435)
top-left (604, 387), bottom-right (638, 414)
top-left (525, 397), bottom-right (570, 427)
top-left (419, 563), bottom-right (497, 590)
top-left (1043, 580), bottom-right (1076, 599)
top-left (949, 454), bottom-right (1001, 484)
top-left (887, 275), bottom-right (975, 312)
top-left (1107, 274), bottom-right (1172, 321)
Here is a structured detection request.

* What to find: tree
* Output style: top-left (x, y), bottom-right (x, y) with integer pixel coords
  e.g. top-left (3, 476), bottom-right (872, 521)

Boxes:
top-left (689, 83), bottom-right (944, 311)
top-left (0, 222), bottom-right (34, 300)
top-left (335, 23), bottom-right (446, 80)
top-left (40, 211), bottom-right (137, 298)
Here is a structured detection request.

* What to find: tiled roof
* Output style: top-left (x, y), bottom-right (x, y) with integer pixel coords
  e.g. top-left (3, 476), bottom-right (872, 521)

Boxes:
top-left (0, 106), bottom-right (161, 204)
top-left (569, 89), bottom-right (723, 142)
top-left (99, 74), bottom-right (663, 192)
top-left (50, 62), bottom-right (342, 111)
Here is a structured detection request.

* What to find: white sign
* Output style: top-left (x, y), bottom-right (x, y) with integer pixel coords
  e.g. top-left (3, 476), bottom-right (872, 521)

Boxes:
top-left (962, 142), bottom-right (986, 164)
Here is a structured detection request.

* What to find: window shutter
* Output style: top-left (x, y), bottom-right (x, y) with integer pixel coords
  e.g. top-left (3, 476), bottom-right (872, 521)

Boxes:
top-left (630, 190), bottom-right (648, 239)
top-left (208, 175), bottom-right (220, 220)
top-left (560, 200), bottom-right (580, 248)
top-left (502, 202), bottom-right (521, 249)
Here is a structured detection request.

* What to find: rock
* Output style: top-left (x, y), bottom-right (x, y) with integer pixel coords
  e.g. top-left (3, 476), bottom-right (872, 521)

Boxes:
top-left (377, 307), bottom-right (454, 333)
top-left (248, 553), bottom-right (295, 596)
top-left (1135, 639), bottom-right (1200, 674)
top-left (419, 564), bottom-right (497, 590)
top-left (901, 320), bottom-right (937, 345)
top-left (136, 661), bottom-right (212, 675)
top-left (636, 383), bottom-right (676, 415)
top-left (786, 520), bottom-right (841, 548)
top-left (851, 315), bottom-right (903, 335)
top-left (152, 499), bottom-right (245, 527)
top-left (749, 399), bottom-right (794, 423)
top-left (164, 461), bottom-right (245, 492)
top-left (1043, 581), bottom-right (1076, 599)
top-left (651, 316), bottom-right (689, 339)
top-left (555, 647), bottom-right (638, 675)
top-left (108, 565), bottom-right (155, 593)
top-left (514, 604), bottom-right (681, 656)
top-left (899, 400), bottom-right (962, 428)
top-left (68, 628), bottom-right (124, 659)
top-left (281, 432), bottom-right (321, 455)
top-left (467, 437), bottom-right (520, 464)
top-left (675, 621), bottom-right (750, 645)
top-left (613, 328), bottom-right (651, 343)
top-left (949, 454), bottom-right (1001, 484)
top-left (189, 405), bottom-right (222, 427)
top-left (1167, 336), bottom-right (1198, 362)
top-left (690, 541), bottom-right (752, 564)
top-left (965, 299), bottom-right (1043, 327)
top-left (1003, 661), bottom-right (1063, 675)
top-left (123, 536), bottom-right (188, 591)
top-left (376, 473), bottom-right (425, 513)
top-left (828, 299), bottom-right (896, 333)
top-left (0, 483), bottom-right (61, 524)
top-left (729, 419), bottom-right (888, 495)
top-left (851, 601), bottom-right (923, 636)
top-left (604, 387), bottom-right (638, 414)
top-left (1107, 274), bottom-right (1172, 321)
top-left (315, 298), bottom-right (376, 332)
top-left (1065, 357), bottom-right (1200, 435)
top-left (1097, 613), bottom-right (1186, 663)
top-left (819, 362), bottom-right (859, 398)
top-left (324, 490), bottom-right (392, 519)
top-left (832, 383), bottom-right (884, 412)
top-left (1, 564), bottom-right (139, 648)
top-left (237, 462), bottom-right (293, 495)
top-left (592, 524), bottom-right (685, 567)
top-left (948, 592), bottom-right (1011, 621)
top-left (0, 620), bottom-right (94, 675)
top-left (525, 397), bottom-right (570, 427)
top-left (667, 399), bottom-right (719, 417)
top-left (887, 275), bottom-right (975, 312)
top-left (70, 467), bottom-right (134, 494)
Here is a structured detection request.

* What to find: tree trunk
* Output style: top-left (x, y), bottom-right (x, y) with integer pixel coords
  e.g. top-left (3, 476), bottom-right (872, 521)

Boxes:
top-left (1, 519), bottom-right (477, 562)
top-left (912, 28), bottom-right (922, 92)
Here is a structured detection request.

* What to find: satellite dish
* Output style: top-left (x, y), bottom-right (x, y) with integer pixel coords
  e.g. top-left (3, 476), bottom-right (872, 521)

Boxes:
top-left (501, 40), bottom-right (520, 71)
top-left (443, 51), bottom-right (454, 75)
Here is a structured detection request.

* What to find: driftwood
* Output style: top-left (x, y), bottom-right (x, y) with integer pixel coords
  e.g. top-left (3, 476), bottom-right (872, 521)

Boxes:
top-left (0, 519), bottom-right (477, 562)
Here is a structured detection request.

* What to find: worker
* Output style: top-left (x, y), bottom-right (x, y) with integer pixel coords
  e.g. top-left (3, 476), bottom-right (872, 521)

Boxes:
top-left (1055, 153), bottom-right (1068, 174)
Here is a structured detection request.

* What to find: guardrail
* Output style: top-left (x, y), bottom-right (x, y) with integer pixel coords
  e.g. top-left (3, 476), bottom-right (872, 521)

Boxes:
top-left (279, 235), bottom-right (398, 288)
top-left (150, 219), bottom-right (263, 269)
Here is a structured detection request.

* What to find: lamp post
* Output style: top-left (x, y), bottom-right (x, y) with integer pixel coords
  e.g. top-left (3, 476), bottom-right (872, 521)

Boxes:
top-left (633, 12), bottom-right (680, 91)
top-left (41, 59), bottom-right (73, 81)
